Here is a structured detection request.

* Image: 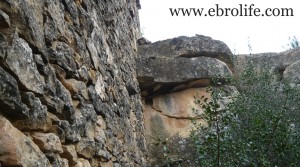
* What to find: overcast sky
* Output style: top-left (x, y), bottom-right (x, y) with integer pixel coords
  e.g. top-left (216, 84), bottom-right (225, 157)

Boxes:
top-left (139, 0), bottom-right (300, 54)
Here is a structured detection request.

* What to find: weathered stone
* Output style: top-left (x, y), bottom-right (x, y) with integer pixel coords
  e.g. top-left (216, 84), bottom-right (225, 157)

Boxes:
top-left (152, 88), bottom-right (209, 118)
top-left (139, 57), bottom-right (231, 83)
top-left (0, 0), bottom-right (46, 48)
top-left (100, 161), bottom-right (114, 167)
top-left (144, 88), bottom-right (208, 138)
top-left (0, 40), bottom-right (8, 59)
top-left (235, 48), bottom-right (300, 78)
top-left (54, 65), bottom-right (88, 98)
top-left (59, 120), bottom-right (81, 142)
top-left (97, 115), bottom-right (107, 129)
top-left (137, 37), bottom-right (151, 45)
top-left (95, 116), bottom-right (106, 144)
top-left (6, 35), bottom-right (45, 94)
top-left (137, 56), bottom-right (232, 96)
top-left (95, 74), bottom-right (107, 101)
top-left (0, 115), bottom-right (50, 166)
top-left (283, 60), bottom-right (300, 83)
top-left (138, 35), bottom-right (233, 67)
top-left (78, 66), bottom-right (89, 82)
top-left (75, 139), bottom-right (96, 158)
top-left (0, 10), bottom-right (10, 28)
top-left (61, 145), bottom-right (78, 166)
top-left (22, 92), bottom-right (48, 119)
top-left (61, 158), bottom-right (69, 167)
top-left (95, 121), bottom-right (107, 144)
top-left (45, 153), bottom-right (69, 167)
top-left (0, 0), bottom-right (146, 166)
top-left (32, 132), bottom-right (63, 153)
top-left (137, 35), bottom-right (233, 96)
top-left (42, 65), bottom-right (73, 111)
top-left (0, 66), bottom-right (29, 118)
top-left (74, 158), bottom-right (91, 167)
top-left (12, 115), bottom-right (52, 132)
top-left (49, 42), bottom-right (77, 75)
top-left (62, 0), bottom-right (80, 25)
top-left (96, 147), bottom-right (112, 161)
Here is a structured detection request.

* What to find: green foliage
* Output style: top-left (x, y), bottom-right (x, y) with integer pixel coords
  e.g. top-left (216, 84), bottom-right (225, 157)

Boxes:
top-left (147, 60), bottom-right (300, 166)
top-left (147, 134), bottom-right (195, 167)
top-left (286, 36), bottom-right (299, 50)
top-left (191, 63), bottom-right (300, 166)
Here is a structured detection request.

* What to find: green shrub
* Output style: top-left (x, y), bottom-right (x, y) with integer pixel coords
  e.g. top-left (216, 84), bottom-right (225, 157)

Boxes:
top-left (191, 63), bottom-right (300, 167)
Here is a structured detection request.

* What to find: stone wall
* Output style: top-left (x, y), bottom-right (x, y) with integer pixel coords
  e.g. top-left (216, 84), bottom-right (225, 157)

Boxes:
top-left (0, 0), bottom-right (146, 166)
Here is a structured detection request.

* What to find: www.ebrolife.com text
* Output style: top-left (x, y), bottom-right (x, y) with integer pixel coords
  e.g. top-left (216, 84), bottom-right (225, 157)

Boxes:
top-left (170, 4), bottom-right (294, 17)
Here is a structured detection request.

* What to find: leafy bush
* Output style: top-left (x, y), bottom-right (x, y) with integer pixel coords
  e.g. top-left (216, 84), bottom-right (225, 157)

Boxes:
top-left (192, 63), bottom-right (300, 167)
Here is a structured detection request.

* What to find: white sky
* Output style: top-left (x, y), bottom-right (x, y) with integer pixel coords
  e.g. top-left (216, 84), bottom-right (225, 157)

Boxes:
top-left (139, 0), bottom-right (300, 54)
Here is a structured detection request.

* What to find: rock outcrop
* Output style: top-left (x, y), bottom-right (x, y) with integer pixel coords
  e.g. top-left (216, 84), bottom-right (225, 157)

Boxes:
top-left (137, 35), bottom-right (233, 97)
top-left (235, 48), bottom-right (300, 79)
top-left (0, 0), bottom-right (146, 166)
top-left (138, 35), bottom-right (300, 143)
top-left (137, 35), bottom-right (235, 139)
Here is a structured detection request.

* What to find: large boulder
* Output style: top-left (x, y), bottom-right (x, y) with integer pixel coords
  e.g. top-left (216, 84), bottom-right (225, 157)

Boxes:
top-left (137, 35), bottom-right (233, 96)
top-left (137, 35), bottom-right (232, 66)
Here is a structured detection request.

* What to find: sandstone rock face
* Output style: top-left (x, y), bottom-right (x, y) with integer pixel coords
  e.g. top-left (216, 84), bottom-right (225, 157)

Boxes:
top-left (144, 88), bottom-right (209, 138)
top-left (137, 35), bottom-right (233, 97)
top-left (0, 0), bottom-right (146, 166)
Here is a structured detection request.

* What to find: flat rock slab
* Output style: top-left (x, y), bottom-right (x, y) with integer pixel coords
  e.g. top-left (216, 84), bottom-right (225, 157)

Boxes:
top-left (138, 35), bottom-right (233, 68)
top-left (137, 56), bottom-right (232, 96)
top-left (137, 35), bottom-right (233, 96)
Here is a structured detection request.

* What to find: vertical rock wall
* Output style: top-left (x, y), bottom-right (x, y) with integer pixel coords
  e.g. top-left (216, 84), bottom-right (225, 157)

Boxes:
top-left (0, 0), bottom-right (146, 166)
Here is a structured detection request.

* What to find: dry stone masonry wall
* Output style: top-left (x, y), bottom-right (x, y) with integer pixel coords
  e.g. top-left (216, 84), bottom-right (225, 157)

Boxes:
top-left (0, 0), bottom-right (146, 166)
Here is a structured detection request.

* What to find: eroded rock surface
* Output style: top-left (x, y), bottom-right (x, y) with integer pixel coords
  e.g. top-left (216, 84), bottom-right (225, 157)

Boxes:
top-left (138, 35), bottom-right (232, 65)
top-left (144, 88), bottom-right (209, 138)
top-left (235, 48), bottom-right (300, 79)
top-left (137, 36), bottom-right (236, 142)
top-left (137, 35), bottom-right (233, 97)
